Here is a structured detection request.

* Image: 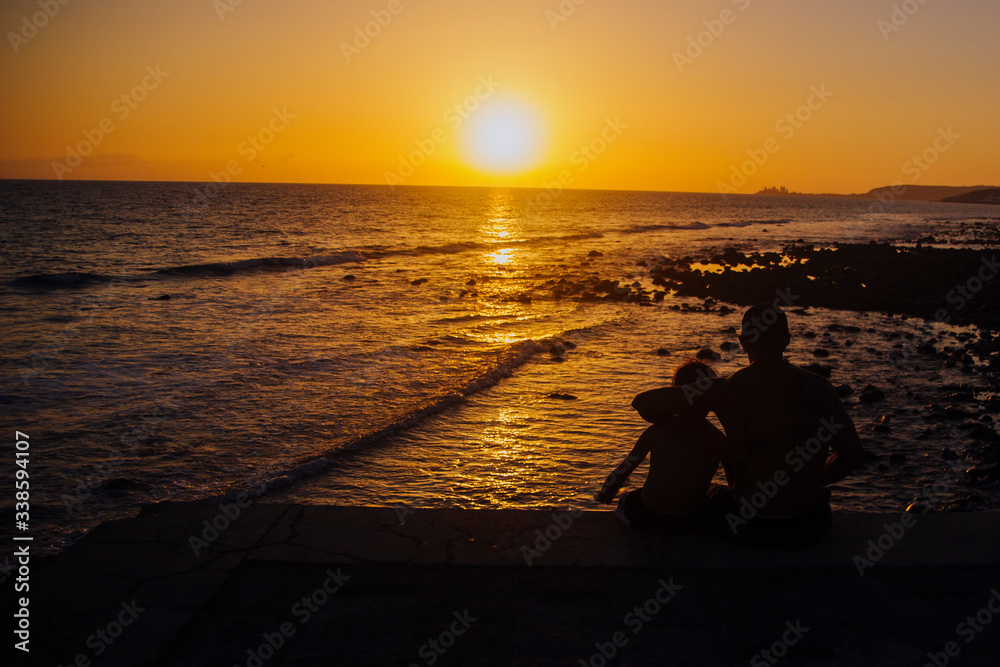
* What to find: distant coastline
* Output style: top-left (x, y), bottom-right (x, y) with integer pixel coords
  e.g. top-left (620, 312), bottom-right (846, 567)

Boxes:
top-left (756, 184), bottom-right (1000, 204)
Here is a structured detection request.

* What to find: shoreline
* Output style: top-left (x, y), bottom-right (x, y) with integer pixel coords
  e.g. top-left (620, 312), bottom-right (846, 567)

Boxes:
top-left (22, 502), bottom-right (1000, 666)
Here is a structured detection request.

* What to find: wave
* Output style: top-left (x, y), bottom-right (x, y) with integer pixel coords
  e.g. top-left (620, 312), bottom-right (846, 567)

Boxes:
top-left (715, 219), bottom-right (791, 228)
top-left (237, 339), bottom-right (546, 498)
top-left (10, 252), bottom-right (367, 289)
top-left (364, 232), bottom-right (606, 260)
top-left (10, 272), bottom-right (118, 289)
top-left (622, 222), bottom-right (711, 233)
top-left (152, 251), bottom-right (365, 276)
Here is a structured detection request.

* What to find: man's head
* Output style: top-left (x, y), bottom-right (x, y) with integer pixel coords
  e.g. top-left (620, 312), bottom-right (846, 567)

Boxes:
top-left (739, 304), bottom-right (790, 359)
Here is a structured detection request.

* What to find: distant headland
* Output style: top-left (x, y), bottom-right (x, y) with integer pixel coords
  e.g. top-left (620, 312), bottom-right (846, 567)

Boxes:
top-left (756, 184), bottom-right (999, 204)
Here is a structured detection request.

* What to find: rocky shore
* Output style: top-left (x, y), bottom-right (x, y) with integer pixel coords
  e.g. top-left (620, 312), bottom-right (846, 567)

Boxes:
top-left (524, 241), bottom-right (1000, 509)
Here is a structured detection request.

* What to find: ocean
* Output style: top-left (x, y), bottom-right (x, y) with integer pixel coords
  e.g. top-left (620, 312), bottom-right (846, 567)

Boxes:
top-left (1, 180), bottom-right (998, 557)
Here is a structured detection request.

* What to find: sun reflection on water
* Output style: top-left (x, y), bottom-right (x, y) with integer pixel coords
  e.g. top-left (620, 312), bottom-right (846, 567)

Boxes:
top-left (461, 190), bottom-right (540, 345)
top-left (474, 407), bottom-right (544, 503)
top-left (487, 247), bottom-right (515, 265)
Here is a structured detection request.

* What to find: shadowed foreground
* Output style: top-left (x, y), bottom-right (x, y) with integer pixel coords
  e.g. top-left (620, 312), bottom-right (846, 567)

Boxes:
top-left (22, 504), bottom-right (1000, 666)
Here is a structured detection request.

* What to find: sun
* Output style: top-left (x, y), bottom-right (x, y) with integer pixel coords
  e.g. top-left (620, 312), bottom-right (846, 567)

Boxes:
top-left (461, 97), bottom-right (545, 175)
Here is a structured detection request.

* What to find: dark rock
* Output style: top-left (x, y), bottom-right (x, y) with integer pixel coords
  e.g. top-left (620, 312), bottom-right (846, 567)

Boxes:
top-left (916, 341), bottom-right (938, 355)
top-left (720, 342), bottom-right (740, 352)
top-left (889, 453), bottom-right (907, 464)
top-left (803, 364), bottom-right (832, 379)
top-left (655, 347), bottom-right (670, 356)
top-left (940, 448), bottom-right (959, 461)
top-left (696, 349), bottom-right (721, 361)
top-left (342, 275), bottom-right (356, 281)
top-left (944, 499), bottom-right (970, 512)
top-left (410, 278), bottom-right (428, 286)
top-left (547, 392), bottom-right (578, 400)
top-left (149, 294), bottom-right (171, 300)
top-left (835, 384), bottom-right (854, 397)
top-left (859, 385), bottom-right (886, 403)
top-left (963, 464), bottom-right (1000, 485)
top-left (587, 250), bottom-right (603, 257)
top-left (812, 348), bottom-right (831, 358)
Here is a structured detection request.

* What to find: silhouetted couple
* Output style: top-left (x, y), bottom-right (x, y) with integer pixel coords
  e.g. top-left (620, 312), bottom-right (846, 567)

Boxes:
top-left (596, 304), bottom-right (865, 548)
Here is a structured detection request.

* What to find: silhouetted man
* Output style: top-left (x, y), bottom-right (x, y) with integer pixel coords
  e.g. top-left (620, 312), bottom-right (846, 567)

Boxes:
top-left (631, 303), bottom-right (865, 548)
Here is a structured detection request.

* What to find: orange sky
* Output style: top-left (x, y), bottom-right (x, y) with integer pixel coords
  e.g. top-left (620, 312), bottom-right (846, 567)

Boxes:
top-left (1, 0), bottom-right (997, 193)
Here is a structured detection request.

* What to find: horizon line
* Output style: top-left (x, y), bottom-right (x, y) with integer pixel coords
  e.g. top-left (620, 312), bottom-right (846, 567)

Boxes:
top-left (2, 177), bottom-right (996, 200)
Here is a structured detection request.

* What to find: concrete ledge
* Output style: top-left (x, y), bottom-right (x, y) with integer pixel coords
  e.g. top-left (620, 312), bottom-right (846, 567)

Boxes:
top-left (244, 506), bottom-right (1000, 570)
top-left (19, 504), bottom-right (1000, 666)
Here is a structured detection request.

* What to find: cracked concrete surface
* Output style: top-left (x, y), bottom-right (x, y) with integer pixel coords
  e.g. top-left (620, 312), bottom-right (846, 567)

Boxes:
top-left (17, 503), bottom-right (1000, 666)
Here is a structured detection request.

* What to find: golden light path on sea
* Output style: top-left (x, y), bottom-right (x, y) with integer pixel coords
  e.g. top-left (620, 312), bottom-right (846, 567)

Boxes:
top-left (465, 190), bottom-right (535, 346)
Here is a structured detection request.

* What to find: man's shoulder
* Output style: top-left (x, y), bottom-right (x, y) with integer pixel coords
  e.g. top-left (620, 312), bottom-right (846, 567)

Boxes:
top-left (787, 362), bottom-right (838, 402)
top-left (789, 361), bottom-right (836, 386)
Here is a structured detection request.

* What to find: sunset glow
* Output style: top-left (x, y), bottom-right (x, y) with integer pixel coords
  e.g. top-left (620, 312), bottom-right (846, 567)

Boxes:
top-left (0, 0), bottom-right (997, 193)
top-left (462, 98), bottom-right (546, 175)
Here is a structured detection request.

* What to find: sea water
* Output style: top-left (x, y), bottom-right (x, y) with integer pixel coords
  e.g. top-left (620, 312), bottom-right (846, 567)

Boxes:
top-left (1, 180), bottom-right (998, 555)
